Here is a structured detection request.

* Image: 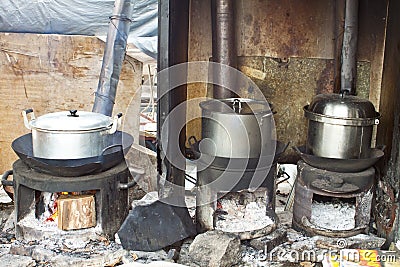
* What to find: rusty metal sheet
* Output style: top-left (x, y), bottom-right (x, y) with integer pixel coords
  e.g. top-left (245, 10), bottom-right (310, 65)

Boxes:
top-left (238, 56), bottom-right (370, 163)
top-left (237, 0), bottom-right (335, 59)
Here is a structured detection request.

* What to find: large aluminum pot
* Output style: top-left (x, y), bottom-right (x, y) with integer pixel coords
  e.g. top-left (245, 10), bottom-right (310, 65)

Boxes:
top-left (304, 94), bottom-right (380, 159)
top-left (22, 109), bottom-right (122, 159)
top-left (199, 98), bottom-right (274, 158)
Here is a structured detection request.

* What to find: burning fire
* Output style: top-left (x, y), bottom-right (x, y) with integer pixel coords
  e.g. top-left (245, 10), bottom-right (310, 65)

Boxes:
top-left (42, 191), bottom-right (95, 223)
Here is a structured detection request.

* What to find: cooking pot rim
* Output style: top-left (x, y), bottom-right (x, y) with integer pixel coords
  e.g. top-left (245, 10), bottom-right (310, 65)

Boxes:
top-left (199, 98), bottom-right (273, 115)
top-left (304, 105), bottom-right (380, 126)
top-left (30, 110), bottom-right (114, 131)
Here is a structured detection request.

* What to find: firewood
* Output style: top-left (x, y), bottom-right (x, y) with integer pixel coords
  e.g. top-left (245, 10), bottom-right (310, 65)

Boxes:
top-left (57, 194), bottom-right (96, 230)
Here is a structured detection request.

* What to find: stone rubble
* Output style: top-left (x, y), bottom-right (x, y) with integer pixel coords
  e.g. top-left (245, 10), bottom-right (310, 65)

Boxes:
top-left (178, 231), bottom-right (241, 267)
top-left (0, 177), bottom-right (395, 267)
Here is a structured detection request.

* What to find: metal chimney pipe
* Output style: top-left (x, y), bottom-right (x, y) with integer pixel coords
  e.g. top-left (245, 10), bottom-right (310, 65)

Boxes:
top-left (92, 0), bottom-right (134, 116)
top-left (341, 0), bottom-right (359, 95)
top-left (211, 0), bottom-right (238, 99)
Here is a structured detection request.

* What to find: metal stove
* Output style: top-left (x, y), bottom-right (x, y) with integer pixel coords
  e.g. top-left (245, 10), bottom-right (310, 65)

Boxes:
top-left (292, 160), bottom-right (375, 237)
top-left (11, 159), bottom-right (130, 240)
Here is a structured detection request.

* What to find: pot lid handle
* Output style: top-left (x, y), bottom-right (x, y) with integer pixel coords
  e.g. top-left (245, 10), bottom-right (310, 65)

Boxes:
top-left (340, 88), bottom-right (351, 98)
top-left (232, 98), bottom-right (242, 113)
top-left (68, 110), bottom-right (79, 117)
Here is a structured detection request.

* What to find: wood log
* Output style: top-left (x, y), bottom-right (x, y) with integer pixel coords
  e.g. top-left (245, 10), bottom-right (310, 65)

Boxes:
top-left (57, 194), bottom-right (96, 230)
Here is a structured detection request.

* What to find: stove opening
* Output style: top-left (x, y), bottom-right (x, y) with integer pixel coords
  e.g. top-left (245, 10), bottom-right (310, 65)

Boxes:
top-left (33, 191), bottom-right (97, 230)
top-left (310, 194), bottom-right (356, 231)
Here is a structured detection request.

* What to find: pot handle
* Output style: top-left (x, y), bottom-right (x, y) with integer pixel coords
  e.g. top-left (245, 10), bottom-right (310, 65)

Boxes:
top-left (1, 170), bottom-right (14, 187)
top-left (118, 166), bottom-right (145, 190)
top-left (22, 108), bottom-right (35, 130)
top-left (99, 144), bottom-right (123, 165)
top-left (107, 113), bottom-right (123, 135)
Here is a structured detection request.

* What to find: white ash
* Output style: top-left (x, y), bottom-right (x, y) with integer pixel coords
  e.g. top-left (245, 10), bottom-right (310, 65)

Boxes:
top-left (17, 208), bottom-right (100, 240)
top-left (240, 245), bottom-right (269, 267)
top-left (63, 238), bottom-right (89, 250)
top-left (310, 201), bottom-right (355, 230)
top-left (215, 199), bottom-right (274, 233)
top-left (0, 186), bottom-right (12, 204)
top-left (286, 228), bottom-right (308, 243)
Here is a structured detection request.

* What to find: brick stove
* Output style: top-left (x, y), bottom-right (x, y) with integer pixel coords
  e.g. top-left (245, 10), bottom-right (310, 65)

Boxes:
top-left (292, 160), bottom-right (375, 237)
top-left (11, 159), bottom-right (130, 240)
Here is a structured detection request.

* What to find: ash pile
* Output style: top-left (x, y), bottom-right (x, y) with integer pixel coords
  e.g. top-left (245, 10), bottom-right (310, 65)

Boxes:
top-left (0, 164), bottom-right (394, 267)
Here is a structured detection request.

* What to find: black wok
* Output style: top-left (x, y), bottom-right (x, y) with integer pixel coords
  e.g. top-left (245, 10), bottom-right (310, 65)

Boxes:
top-left (12, 131), bottom-right (133, 177)
top-left (293, 145), bottom-right (384, 173)
top-left (187, 136), bottom-right (289, 169)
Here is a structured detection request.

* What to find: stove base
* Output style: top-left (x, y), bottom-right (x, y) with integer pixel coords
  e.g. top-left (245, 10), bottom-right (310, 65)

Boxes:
top-left (292, 160), bottom-right (375, 238)
top-left (12, 159), bottom-right (130, 240)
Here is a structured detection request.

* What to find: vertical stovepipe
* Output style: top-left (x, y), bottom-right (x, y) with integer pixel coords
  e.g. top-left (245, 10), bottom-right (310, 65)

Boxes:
top-left (92, 0), bottom-right (134, 116)
top-left (341, 0), bottom-right (359, 95)
top-left (211, 0), bottom-right (238, 99)
top-left (196, 0), bottom-right (238, 232)
top-left (157, 0), bottom-right (189, 205)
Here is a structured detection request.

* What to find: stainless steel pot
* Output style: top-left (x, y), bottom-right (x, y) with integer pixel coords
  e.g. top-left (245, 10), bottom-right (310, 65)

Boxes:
top-left (22, 109), bottom-right (122, 159)
top-left (199, 98), bottom-right (274, 158)
top-left (304, 94), bottom-right (380, 159)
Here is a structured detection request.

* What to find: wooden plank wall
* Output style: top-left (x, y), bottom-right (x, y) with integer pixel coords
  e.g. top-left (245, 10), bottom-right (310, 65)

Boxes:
top-left (0, 33), bottom-right (142, 173)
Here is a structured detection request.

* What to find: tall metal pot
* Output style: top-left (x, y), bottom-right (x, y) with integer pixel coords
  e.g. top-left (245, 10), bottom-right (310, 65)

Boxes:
top-left (304, 94), bottom-right (380, 159)
top-left (199, 98), bottom-right (274, 158)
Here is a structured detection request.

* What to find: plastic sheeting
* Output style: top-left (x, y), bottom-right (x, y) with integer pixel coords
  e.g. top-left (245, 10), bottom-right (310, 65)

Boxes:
top-left (0, 0), bottom-right (158, 59)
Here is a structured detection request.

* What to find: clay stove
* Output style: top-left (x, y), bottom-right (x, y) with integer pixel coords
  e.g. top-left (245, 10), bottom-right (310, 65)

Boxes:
top-left (292, 160), bottom-right (375, 237)
top-left (11, 159), bottom-right (130, 240)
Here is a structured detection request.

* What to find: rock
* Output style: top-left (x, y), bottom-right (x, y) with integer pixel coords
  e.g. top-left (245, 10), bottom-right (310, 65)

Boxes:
top-left (122, 251), bottom-right (138, 264)
top-left (185, 230), bottom-right (241, 267)
top-left (0, 254), bottom-right (35, 267)
top-left (2, 209), bottom-right (15, 234)
top-left (31, 247), bottom-right (56, 262)
top-left (167, 248), bottom-right (179, 261)
top-left (63, 237), bottom-right (89, 250)
top-left (277, 211), bottom-right (293, 227)
top-left (176, 238), bottom-right (194, 266)
top-left (250, 228), bottom-right (288, 252)
top-left (118, 261), bottom-right (189, 267)
top-left (125, 144), bottom-right (158, 203)
top-left (131, 250), bottom-right (171, 263)
top-left (9, 242), bottom-right (34, 257)
top-left (0, 203), bottom-right (14, 233)
top-left (48, 248), bottom-right (125, 267)
top-left (118, 197), bottom-right (196, 251)
top-left (131, 191), bottom-right (159, 209)
top-left (315, 234), bottom-right (386, 249)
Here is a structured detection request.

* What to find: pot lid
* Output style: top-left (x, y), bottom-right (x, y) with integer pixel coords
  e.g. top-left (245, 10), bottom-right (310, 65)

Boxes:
top-left (30, 110), bottom-right (113, 131)
top-left (306, 94), bottom-right (379, 119)
top-left (199, 98), bottom-right (272, 115)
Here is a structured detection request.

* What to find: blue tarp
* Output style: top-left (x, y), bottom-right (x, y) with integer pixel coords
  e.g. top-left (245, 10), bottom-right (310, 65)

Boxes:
top-left (0, 0), bottom-right (158, 59)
